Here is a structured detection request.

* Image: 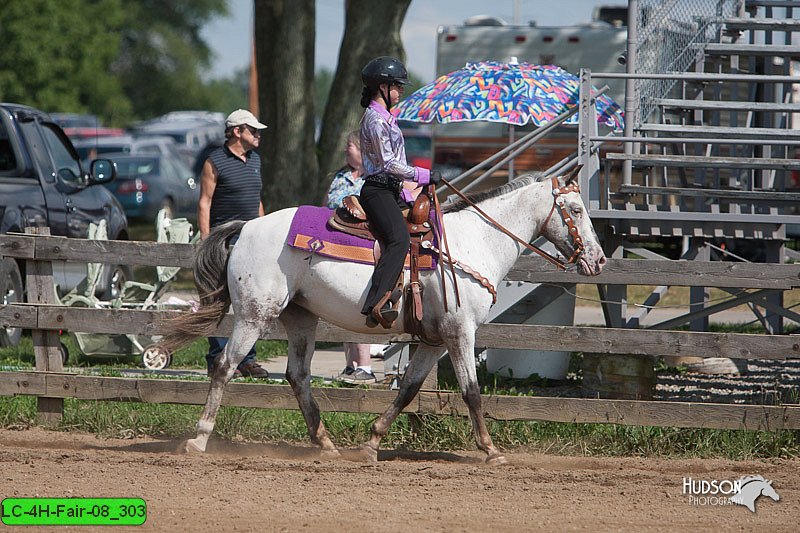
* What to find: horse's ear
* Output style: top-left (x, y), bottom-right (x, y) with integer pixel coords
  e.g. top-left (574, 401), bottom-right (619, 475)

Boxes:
top-left (561, 164), bottom-right (583, 186)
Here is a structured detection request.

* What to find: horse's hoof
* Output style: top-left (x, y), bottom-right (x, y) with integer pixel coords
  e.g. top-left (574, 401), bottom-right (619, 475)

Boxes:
top-left (486, 454), bottom-right (508, 466)
top-left (358, 443), bottom-right (379, 463)
top-left (319, 448), bottom-right (341, 460)
top-left (183, 439), bottom-right (206, 454)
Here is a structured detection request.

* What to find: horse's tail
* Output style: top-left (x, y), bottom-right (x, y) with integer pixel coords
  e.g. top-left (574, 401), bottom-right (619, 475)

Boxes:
top-left (161, 220), bottom-right (247, 352)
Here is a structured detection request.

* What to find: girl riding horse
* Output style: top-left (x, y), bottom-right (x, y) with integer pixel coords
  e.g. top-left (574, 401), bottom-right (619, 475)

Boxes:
top-left (358, 56), bottom-right (442, 328)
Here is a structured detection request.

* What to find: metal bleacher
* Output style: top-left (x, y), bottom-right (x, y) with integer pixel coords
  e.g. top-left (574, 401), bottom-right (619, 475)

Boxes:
top-left (580, 0), bottom-right (800, 334)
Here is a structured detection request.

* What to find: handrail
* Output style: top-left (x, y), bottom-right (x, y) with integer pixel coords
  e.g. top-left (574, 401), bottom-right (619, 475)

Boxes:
top-left (592, 72), bottom-right (800, 82)
top-left (590, 136), bottom-right (800, 145)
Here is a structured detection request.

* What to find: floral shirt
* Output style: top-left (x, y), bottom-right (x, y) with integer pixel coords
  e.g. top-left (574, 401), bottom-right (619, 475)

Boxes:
top-left (325, 167), bottom-right (365, 208)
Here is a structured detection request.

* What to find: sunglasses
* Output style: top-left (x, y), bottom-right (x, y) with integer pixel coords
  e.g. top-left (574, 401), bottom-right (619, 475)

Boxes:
top-left (240, 125), bottom-right (260, 136)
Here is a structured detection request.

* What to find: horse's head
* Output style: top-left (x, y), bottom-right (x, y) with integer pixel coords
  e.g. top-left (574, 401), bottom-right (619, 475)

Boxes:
top-left (540, 170), bottom-right (606, 276)
top-left (761, 480), bottom-right (780, 502)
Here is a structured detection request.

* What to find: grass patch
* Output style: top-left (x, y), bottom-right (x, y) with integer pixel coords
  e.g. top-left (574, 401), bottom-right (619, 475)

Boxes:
top-left (0, 396), bottom-right (797, 459)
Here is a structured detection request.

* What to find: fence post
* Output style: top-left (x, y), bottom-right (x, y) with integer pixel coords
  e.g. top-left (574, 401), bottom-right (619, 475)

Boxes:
top-left (24, 227), bottom-right (64, 424)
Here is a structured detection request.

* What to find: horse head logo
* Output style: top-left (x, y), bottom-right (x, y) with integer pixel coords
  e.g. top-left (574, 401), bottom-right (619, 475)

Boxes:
top-left (729, 475), bottom-right (780, 513)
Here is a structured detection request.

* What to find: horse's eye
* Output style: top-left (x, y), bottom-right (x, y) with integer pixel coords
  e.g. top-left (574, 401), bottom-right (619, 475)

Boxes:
top-left (571, 206), bottom-right (583, 217)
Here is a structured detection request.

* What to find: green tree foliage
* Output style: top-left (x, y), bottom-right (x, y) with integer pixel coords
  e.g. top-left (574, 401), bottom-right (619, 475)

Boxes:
top-left (113, 0), bottom-right (229, 119)
top-left (203, 67), bottom-right (250, 114)
top-left (0, 0), bottom-right (233, 126)
top-left (0, 0), bottom-right (132, 123)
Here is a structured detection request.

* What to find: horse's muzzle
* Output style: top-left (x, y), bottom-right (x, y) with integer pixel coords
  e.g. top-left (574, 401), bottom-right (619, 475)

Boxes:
top-left (577, 247), bottom-right (606, 276)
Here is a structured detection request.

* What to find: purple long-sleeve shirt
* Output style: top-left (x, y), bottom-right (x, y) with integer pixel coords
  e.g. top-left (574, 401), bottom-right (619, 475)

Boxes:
top-left (360, 101), bottom-right (430, 203)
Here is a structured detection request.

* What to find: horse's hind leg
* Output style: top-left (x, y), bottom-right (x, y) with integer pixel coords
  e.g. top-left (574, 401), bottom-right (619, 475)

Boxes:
top-left (361, 344), bottom-right (444, 462)
top-left (448, 332), bottom-right (507, 465)
top-left (279, 304), bottom-right (339, 457)
top-left (184, 320), bottom-right (261, 453)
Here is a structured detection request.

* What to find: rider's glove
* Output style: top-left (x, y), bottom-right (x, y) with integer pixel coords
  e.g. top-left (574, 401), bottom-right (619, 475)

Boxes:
top-left (429, 170), bottom-right (442, 185)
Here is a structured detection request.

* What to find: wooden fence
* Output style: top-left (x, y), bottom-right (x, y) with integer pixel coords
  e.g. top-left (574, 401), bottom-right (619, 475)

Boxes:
top-left (1, 231), bottom-right (799, 431)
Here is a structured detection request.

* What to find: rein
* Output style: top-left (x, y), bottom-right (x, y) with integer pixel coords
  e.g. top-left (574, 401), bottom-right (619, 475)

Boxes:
top-left (430, 184), bottom-right (461, 311)
top-left (439, 176), bottom-right (585, 271)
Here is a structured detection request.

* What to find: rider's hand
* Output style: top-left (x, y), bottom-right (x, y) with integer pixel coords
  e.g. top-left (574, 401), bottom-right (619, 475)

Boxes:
top-left (429, 170), bottom-right (442, 185)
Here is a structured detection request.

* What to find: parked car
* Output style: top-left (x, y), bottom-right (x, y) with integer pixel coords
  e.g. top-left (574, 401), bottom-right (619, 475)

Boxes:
top-left (0, 103), bottom-right (130, 346)
top-left (103, 153), bottom-right (199, 222)
top-left (73, 134), bottom-right (195, 170)
top-left (49, 112), bottom-right (124, 141)
top-left (131, 111), bottom-right (225, 157)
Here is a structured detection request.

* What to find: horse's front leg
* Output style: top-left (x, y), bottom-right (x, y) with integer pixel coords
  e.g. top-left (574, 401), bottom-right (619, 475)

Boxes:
top-left (361, 344), bottom-right (445, 462)
top-left (279, 304), bottom-right (339, 457)
top-left (448, 330), bottom-right (507, 465)
top-left (184, 321), bottom-right (259, 453)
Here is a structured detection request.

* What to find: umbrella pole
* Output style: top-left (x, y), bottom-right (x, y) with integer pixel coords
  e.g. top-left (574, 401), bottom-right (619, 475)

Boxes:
top-left (508, 125), bottom-right (515, 182)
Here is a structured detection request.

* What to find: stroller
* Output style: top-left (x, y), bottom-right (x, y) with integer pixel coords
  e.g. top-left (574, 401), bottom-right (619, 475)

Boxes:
top-left (60, 210), bottom-right (196, 370)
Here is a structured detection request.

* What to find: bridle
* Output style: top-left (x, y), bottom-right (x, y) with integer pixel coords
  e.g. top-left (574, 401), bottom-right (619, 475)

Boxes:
top-left (439, 175), bottom-right (587, 271)
top-left (540, 177), bottom-right (586, 266)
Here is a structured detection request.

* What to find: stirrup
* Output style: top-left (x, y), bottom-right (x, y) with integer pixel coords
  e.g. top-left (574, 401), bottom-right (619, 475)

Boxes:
top-left (368, 288), bottom-right (399, 329)
top-left (370, 304), bottom-right (398, 329)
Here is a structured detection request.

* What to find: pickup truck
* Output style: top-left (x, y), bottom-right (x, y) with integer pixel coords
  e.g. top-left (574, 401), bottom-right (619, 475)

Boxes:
top-left (0, 103), bottom-right (130, 347)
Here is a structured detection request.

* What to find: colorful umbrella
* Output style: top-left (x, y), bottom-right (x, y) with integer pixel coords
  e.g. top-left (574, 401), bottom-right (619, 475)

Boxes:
top-left (393, 61), bottom-right (624, 130)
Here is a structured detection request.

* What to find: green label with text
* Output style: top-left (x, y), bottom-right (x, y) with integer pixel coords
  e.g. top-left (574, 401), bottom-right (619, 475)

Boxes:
top-left (1, 498), bottom-right (146, 526)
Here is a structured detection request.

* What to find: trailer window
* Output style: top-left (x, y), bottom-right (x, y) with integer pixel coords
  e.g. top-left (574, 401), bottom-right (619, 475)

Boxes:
top-left (594, 7), bottom-right (627, 27)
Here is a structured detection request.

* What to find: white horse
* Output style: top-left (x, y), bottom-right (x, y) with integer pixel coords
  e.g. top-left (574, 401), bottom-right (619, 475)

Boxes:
top-left (164, 171), bottom-right (606, 464)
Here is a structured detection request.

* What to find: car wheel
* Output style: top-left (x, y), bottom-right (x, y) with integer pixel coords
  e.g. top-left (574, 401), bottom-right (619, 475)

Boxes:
top-left (0, 258), bottom-right (24, 347)
top-left (101, 264), bottom-right (132, 300)
top-left (142, 344), bottom-right (171, 370)
top-left (59, 342), bottom-right (69, 366)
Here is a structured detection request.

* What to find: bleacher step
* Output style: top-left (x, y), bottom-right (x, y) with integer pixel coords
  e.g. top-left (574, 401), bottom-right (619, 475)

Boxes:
top-left (702, 43), bottom-right (800, 57)
top-left (656, 98), bottom-right (800, 112)
top-left (606, 153), bottom-right (800, 170)
top-left (721, 17), bottom-right (800, 31)
top-left (618, 184), bottom-right (800, 204)
top-left (745, 0), bottom-right (800, 8)
top-left (637, 124), bottom-right (800, 140)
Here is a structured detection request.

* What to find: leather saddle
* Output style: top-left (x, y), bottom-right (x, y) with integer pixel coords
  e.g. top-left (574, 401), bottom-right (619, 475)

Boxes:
top-left (328, 193), bottom-right (434, 332)
top-left (328, 195), bottom-right (432, 241)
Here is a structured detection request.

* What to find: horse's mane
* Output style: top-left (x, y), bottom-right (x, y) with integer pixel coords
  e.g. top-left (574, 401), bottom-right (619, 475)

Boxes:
top-left (441, 173), bottom-right (546, 214)
top-left (739, 475), bottom-right (768, 486)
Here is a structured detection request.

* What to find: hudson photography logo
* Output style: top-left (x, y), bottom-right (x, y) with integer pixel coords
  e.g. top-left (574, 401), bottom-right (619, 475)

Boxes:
top-left (682, 475), bottom-right (780, 512)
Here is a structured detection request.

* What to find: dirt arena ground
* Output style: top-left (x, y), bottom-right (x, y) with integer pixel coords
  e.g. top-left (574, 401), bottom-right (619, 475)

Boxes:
top-left (0, 428), bottom-right (798, 531)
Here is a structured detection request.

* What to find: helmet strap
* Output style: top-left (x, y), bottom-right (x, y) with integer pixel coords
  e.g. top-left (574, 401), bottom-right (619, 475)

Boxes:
top-left (379, 86), bottom-right (392, 111)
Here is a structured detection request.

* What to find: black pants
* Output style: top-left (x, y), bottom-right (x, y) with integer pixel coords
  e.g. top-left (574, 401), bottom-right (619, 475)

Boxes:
top-left (360, 181), bottom-right (409, 314)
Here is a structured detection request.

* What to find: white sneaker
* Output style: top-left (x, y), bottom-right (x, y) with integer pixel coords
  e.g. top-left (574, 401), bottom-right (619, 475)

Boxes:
top-left (340, 368), bottom-right (377, 385)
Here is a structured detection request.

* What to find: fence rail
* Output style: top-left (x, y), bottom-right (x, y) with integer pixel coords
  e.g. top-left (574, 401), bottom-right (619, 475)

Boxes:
top-left (2, 372), bottom-right (798, 431)
top-left (4, 234), bottom-right (799, 288)
top-left (1, 233), bottom-right (799, 431)
top-left (1, 304), bottom-right (797, 360)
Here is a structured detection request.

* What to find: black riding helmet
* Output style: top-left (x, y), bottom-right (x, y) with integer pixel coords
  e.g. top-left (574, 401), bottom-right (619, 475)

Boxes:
top-left (361, 56), bottom-right (410, 111)
top-left (361, 56), bottom-right (410, 88)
